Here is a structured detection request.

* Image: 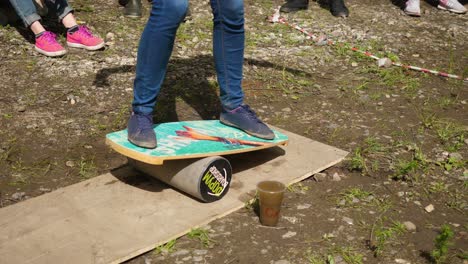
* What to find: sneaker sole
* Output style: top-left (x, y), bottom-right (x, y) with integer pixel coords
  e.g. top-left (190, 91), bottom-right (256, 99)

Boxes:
top-left (35, 46), bottom-right (67, 57)
top-left (67, 41), bottom-right (105, 51)
top-left (404, 9), bottom-right (421, 16)
top-left (437, 5), bottom-right (467, 13)
top-left (220, 119), bottom-right (275, 140)
top-left (128, 137), bottom-right (157, 149)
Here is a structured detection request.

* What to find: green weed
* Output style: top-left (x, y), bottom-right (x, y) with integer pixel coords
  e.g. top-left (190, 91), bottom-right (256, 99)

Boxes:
top-left (428, 182), bottom-right (448, 194)
top-left (287, 182), bottom-right (310, 193)
top-left (348, 147), bottom-right (367, 172)
top-left (364, 137), bottom-right (384, 153)
top-left (153, 239), bottom-right (176, 255)
top-left (78, 156), bottom-right (97, 179)
top-left (187, 228), bottom-right (215, 248)
top-left (371, 221), bottom-right (406, 257)
top-left (434, 121), bottom-right (464, 144)
top-left (392, 159), bottom-right (419, 181)
top-left (392, 145), bottom-right (429, 182)
top-left (437, 156), bottom-right (466, 172)
top-left (446, 190), bottom-right (467, 212)
top-left (304, 250), bottom-right (326, 264)
top-left (431, 225), bottom-right (454, 264)
top-left (419, 112), bottom-right (437, 129)
top-left (330, 246), bottom-right (364, 264)
top-left (446, 134), bottom-right (465, 152)
top-left (338, 187), bottom-right (372, 207)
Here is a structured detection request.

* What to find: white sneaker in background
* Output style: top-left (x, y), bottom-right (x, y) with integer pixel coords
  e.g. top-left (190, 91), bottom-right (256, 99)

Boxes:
top-left (438, 0), bottom-right (467, 14)
top-left (404, 0), bottom-right (421, 16)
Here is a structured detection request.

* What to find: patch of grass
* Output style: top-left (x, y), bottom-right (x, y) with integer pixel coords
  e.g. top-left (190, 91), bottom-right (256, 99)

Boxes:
top-left (348, 147), bottom-right (367, 172)
top-left (392, 145), bottom-right (429, 182)
top-left (446, 134), bottom-right (465, 152)
top-left (392, 158), bottom-right (419, 181)
top-left (287, 182), bottom-right (309, 193)
top-left (371, 220), bottom-right (406, 257)
top-left (431, 225), bottom-right (454, 264)
top-left (446, 190), bottom-right (467, 212)
top-left (418, 111), bottom-right (437, 129)
top-left (338, 187), bottom-right (372, 207)
top-left (364, 137), bottom-right (384, 153)
top-left (153, 239), bottom-right (176, 255)
top-left (432, 120), bottom-right (465, 146)
top-left (437, 156), bottom-right (466, 172)
top-left (78, 156), bottom-right (97, 179)
top-left (111, 106), bottom-right (129, 130)
top-left (437, 96), bottom-right (456, 108)
top-left (427, 182), bottom-right (448, 194)
top-left (456, 250), bottom-right (468, 260)
top-left (369, 197), bottom-right (393, 212)
top-left (304, 250), bottom-right (326, 264)
top-left (187, 228), bottom-right (215, 248)
top-left (0, 137), bottom-right (16, 163)
top-left (330, 246), bottom-right (364, 264)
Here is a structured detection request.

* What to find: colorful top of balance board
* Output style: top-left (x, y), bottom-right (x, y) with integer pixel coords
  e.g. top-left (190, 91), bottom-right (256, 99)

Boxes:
top-left (106, 120), bottom-right (288, 164)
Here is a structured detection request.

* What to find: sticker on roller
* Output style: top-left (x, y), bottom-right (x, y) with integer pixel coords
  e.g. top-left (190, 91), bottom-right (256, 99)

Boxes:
top-left (199, 158), bottom-right (232, 202)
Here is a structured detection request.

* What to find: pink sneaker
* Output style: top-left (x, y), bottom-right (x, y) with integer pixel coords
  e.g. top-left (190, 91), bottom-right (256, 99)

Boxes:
top-left (67, 25), bottom-right (105, 51)
top-left (35, 31), bottom-right (67, 57)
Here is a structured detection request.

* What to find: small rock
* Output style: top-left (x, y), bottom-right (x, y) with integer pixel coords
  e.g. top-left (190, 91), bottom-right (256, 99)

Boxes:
top-left (16, 105), bottom-right (26, 112)
top-left (44, 127), bottom-right (53, 136)
top-left (170, 249), bottom-right (189, 257)
top-left (395, 259), bottom-right (411, 264)
top-left (403, 221), bottom-right (417, 232)
top-left (105, 32), bottom-right (115, 41)
top-left (193, 249), bottom-right (208, 255)
top-left (377, 58), bottom-right (392, 68)
top-left (351, 62), bottom-right (358, 67)
top-left (282, 231), bottom-right (297, 239)
top-left (283, 216), bottom-right (298, 224)
top-left (397, 191), bottom-right (405, 197)
top-left (66, 160), bottom-right (75, 167)
top-left (342, 216), bottom-right (354, 225)
top-left (11, 192), bottom-right (26, 200)
top-left (281, 107), bottom-right (291, 112)
top-left (192, 256), bottom-right (203, 262)
top-left (313, 172), bottom-right (327, 182)
top-left (449, 152), bottom-right (463, 161)
top-left (297, 204), bottom-right (311, 210)
top-left (331, 173), bottom-right (341, 181)
top-left (425, 204), bottom-right (434, 213)
top-left (273, 260), bottom-right (291, 264)
top-left (39, 187), bottom-right (51, 193)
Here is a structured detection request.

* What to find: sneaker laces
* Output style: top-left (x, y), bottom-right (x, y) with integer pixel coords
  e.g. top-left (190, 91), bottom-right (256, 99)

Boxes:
top-left (76, 25), bottom-right (94, 38)
top-left (135, 113), bottom-right (154, 130)
top-left (241, 105), bottom-right (262, 124)
top-left (40, 31), bottom-right (58, 44)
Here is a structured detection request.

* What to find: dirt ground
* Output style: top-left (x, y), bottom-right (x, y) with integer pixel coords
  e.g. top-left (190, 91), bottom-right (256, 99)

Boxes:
top-left (0, 0), bottom-right (467, 263)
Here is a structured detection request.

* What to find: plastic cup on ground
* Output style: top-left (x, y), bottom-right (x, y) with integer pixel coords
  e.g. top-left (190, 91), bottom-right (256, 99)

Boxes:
top-left (256, 180), bottom-right (286, 226)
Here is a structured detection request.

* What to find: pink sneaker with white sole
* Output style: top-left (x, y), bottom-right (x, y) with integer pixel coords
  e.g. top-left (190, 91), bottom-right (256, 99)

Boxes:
top-left (66, 25), bottom-right (105, 51)
top-left (35, 31), bottom-right (67, 57)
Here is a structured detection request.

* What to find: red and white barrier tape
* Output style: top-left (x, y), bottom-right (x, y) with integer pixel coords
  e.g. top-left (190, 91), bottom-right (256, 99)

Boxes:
top-left (268, 7), bottom-right (467, 82)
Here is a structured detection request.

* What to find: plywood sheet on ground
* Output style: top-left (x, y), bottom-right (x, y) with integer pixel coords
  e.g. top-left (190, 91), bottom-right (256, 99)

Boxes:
top-left (0, 128), bottom-right (348, 264)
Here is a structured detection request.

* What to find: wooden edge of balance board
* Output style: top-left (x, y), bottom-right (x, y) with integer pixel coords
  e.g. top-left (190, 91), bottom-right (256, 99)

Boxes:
top-left (105, 137), bottom-right (289, 165)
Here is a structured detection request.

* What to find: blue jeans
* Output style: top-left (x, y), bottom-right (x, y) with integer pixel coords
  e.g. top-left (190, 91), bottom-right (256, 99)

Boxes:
top-left (9, 0), bottom-right (73, 27)
top-left (132, 0), bottom-right (245, 114)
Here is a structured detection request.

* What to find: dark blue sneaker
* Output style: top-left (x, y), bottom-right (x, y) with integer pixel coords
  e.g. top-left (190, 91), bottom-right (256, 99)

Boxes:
top-left (220, 104), bottom-right (275, 140)
top-left (127, 112), bottom-right (157, 149)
